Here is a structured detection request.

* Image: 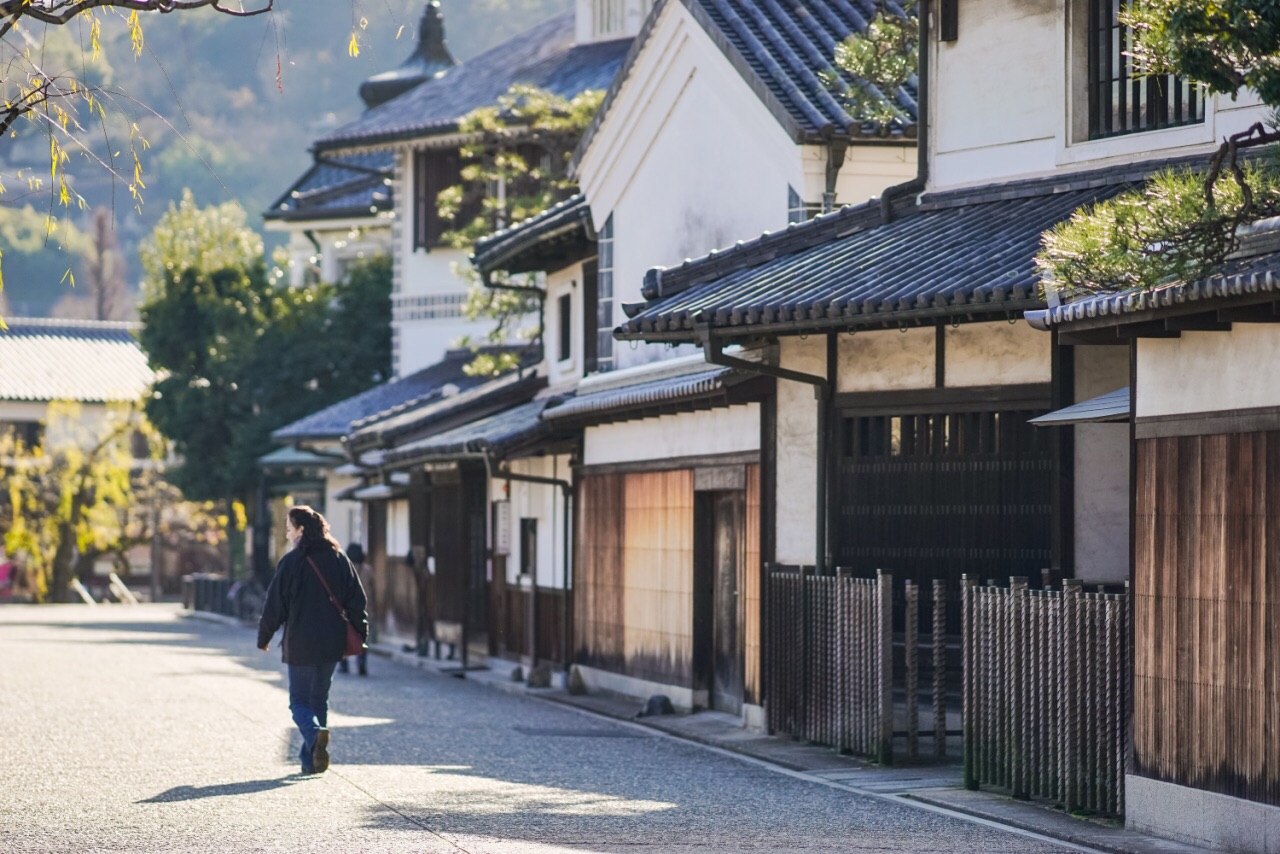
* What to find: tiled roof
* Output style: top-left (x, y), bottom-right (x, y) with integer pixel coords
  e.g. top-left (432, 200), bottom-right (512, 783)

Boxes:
top-left (346, 369), bottom-right (546, 451)
top-left (317, 14), bottom-right (632, 151)
top-left (1029, 387), bottom-right (1130, 426)
top-left (0, 319), bottom-right (153, 404)
top-left (542, 364), bottom-right (751, 424)
top-left (470, 194), bottom-right (593, 275)
top-left (616, 167), bottom-right (1163, 341)
top-left (574, 0), bottom-right (918, 170)
top-left (271, 347), bottom-right (519, 443)
top-left (384, 397), bottom-right (555, 464)
top-left (1028, 253), bottom-right (1280, 330)
top-left (264, 151), bottom-right (394, 222)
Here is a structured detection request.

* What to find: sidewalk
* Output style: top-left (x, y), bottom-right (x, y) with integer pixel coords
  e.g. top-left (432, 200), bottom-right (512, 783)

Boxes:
top-left (366, 639), bottom-right (1213, 854)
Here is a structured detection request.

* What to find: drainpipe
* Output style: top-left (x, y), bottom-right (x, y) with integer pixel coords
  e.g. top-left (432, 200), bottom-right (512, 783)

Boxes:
top-left (489, 457), bottom-right (573, 673)
top-left (697, 326), bottom-right (831, 576)
top-left (823, 138), bottom-right (849, 213)
top-left (878, 0), bottom-right (930, 224)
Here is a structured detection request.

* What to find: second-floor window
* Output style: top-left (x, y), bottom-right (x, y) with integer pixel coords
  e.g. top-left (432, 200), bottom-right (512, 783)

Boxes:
top-left (1087, 0), bottom-right (1203, 139)
top-left (788, 186), bottom-right (821, 225)
top-left (413, 148), bottom-right (462, 250)
top-left (596, 215), bottom-right (615, 373)
top-left (558, 293), bottom-right (572, 362)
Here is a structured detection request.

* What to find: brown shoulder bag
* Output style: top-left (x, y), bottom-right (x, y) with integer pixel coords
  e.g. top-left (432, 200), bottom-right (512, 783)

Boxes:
top-left (306, 555), bottom-right (366, 658)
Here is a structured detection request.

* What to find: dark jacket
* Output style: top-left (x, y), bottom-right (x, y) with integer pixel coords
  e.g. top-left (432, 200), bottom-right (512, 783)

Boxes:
top-left (257, 543), bottom-right (369, 666)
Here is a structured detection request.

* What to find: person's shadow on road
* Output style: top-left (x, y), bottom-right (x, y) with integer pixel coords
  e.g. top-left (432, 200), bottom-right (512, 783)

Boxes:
top-left (137, 776), bottom-right (310, 802)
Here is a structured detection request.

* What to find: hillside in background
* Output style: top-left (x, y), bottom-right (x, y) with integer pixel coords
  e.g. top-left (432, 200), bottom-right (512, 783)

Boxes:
top-left (0, 0), bottom-right (570, 317)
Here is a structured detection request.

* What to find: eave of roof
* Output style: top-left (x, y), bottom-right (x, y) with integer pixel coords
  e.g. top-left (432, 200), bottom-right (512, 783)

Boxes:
top-left (541, 364), bottom-right (762, 426)
top-left (382, 397), bottom-right (558, 467)
top-left (264, 151), bottom-right (394, 222)
top-left (470, 194), bottom-right (593, 275)
top-left (1030, 387), bottom-right (1130, 426)
top-left (572, 0), bottom-right (918, 173)
top-left (618, 157), bottom-right (1218, 343)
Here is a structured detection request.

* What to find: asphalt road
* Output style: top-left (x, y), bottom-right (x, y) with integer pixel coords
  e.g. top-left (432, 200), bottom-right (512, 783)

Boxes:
top-left (0, 605), bottom-right (1075, 853)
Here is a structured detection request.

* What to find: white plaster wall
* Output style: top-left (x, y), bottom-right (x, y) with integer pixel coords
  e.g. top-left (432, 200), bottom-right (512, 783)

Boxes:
top-left (546, 263), bottom-right (586, 387)
top-left (838, 328), bottom-right (934, 392)
top-left (944, 321), bottom-right (1051, 387)
top-left (324, 472), bottom-right (363, 552)
top-left (929, 0), bottom-right (1272, 190)
top-left (391, 147), bottom-right (493, 376)
top-left (500, 454), bottom-right (573, 589)
top-left (775, 337), bottom-right (825, 565)
top-left (1137, 326), bottom-right (1280, 417)
top-left (0, 401), bottom-right (51, 424)
top-left (1072, 345), bottom-right (1130, 584)
top-left (582, 404), bottom-right (760, 466)
top-left (386, 499), bottom-right (410, 557)
top-left (576, 2), bottom-right (913, 372)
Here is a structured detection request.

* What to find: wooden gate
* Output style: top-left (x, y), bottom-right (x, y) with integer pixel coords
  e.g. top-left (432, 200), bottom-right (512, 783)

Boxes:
top-left (836, 401), bottom-right (1053, 633)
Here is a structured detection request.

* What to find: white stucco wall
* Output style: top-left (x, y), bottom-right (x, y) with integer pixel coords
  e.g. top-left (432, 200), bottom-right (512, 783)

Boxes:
top-left (929, 0), bottom-right (1272, 190)
top-left (324, 473), bottom-right (363, 553)
top-left (546, 262), bottom-right (587, 387)
top-left (838, 328), bottom-right (934, 392)
top-left (386, 498), bottom-right (410, 558)
top-left (582, 404), bottom-right (760, 466)
top-left (576, 1), bottom-right (914, 372)
top-left (1072, 345), bottom-right (1130, 584)
top-left (391, 147), bottom-right (493, 377)
top-left (775, 337), bottom-right (826, 565)
top-left (1137, 326), bottom-right (1280, 417)
top-left (945, 321), bottom-right (1051, 387)
top-left (498, 454), bottom-right (574, 589)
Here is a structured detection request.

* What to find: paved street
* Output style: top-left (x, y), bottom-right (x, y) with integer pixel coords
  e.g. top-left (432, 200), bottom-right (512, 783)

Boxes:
top-left (0, 606), bottom-right (1078, 853)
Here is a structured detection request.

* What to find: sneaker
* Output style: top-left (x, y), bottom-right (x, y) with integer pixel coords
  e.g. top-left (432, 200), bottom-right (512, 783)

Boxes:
top-left (311, 728), bottom-right (330, 773)
top-left (299, 742), bottom-right (315, 775)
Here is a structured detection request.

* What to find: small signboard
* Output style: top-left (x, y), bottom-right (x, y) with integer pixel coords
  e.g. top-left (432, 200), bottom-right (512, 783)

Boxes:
top-left (492, 499), bottom-right (511, 555)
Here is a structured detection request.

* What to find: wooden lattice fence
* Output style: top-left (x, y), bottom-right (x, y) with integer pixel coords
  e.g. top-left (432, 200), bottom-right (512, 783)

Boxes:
top-left (962, 576), bottom-right (1130, 816)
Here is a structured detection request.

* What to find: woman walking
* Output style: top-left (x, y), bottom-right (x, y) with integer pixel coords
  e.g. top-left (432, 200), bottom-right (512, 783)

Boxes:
top-left (258, 506), bottom-right (368, 774)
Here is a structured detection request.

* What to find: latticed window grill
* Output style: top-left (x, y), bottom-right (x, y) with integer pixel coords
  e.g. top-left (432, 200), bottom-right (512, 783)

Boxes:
top-left (1087, 0), bottom-right (1204, 139)
top-left (595, 215), bottom-right (615, 372)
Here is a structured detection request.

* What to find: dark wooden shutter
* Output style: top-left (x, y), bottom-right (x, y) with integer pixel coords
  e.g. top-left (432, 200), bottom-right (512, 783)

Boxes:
top-left (581, 257), bottom-right (599, 374)
top-left (414, 148), bottom-right (462, 250)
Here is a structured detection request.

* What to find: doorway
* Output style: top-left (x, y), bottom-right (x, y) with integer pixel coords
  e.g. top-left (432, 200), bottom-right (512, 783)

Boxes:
top-left (695, 489), bottom-right (745, 715)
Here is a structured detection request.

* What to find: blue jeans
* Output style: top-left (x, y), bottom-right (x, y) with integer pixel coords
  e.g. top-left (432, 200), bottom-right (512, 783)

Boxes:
top-left (287, 662), bottom-right (336, 768)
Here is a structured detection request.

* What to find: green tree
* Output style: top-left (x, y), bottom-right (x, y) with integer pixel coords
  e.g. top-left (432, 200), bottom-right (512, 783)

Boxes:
top-left (823, 0), bottom-right (917, 129)
top-left (138, 195), bottom-right (391, 504)
top-left (436, 83), bottom-right (603, 375)
top-left (0, 402), bottom-right (159, 603)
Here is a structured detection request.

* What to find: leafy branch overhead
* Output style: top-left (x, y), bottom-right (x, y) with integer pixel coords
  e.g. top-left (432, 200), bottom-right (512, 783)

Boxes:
top-left (434, 84), bottom-right (603, 376)
top-left (1036, 0), bottom-right (1280, 298)
top-left (823, 0), bottom-right (916, 129)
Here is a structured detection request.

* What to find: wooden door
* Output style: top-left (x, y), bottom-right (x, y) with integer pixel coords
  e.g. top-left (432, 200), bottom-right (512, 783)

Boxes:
top-left (711, 491), bottom-right (744, 715)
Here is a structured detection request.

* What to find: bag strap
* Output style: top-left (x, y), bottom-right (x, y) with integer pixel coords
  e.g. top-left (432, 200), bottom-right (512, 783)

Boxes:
top-left (305, 555), bottom-right (351, 625)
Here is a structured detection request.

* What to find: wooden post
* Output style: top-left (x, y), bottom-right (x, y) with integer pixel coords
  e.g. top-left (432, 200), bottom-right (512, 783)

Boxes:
top-left (933, 578), bottom-right (947, 761)
top-left (1063, 578), bottom-right (1082, 813)
top-left (906, 580), bottom-right (919, 761)
top-left (877, 569), bottom-right (894, 766)
top-left (1011, 577), bottom-right (1029, 799)
top-left (962, 575), bottom-right (977, 789)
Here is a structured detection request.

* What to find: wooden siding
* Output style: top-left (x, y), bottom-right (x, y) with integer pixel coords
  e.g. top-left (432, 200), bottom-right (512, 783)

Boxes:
top-left (576, 473), bottom-right (626, 670)
top-left (745, 463), bottom-right (762, 705)
top-left (1134, 431), bottom-right (1280, 805)
top-left (622, 469), bottom-right (695, 685)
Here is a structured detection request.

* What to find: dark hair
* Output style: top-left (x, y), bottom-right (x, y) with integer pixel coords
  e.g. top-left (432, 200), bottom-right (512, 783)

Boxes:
top-left (346, 542), bottom-right (365, 564)
top-left (287, 505), bottom-right (340, 552)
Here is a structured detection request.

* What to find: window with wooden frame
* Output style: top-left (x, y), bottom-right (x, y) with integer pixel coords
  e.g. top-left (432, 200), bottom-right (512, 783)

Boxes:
top-left (413, 148), bottom-right (462, 250)
top-left (1086, 0), bottom-right (1203, 139)
top-left (595, 215), bottom-right (615, 372)
top-left (557, 292), bottom-right (573, 363)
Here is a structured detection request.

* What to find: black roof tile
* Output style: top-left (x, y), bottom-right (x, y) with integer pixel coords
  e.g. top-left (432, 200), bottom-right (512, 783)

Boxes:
top-left (271, 347), bottom-right (522, 443)
top-left (574, 0), bottom-right (917, 169)
top-left (470, 194), bottom-right (593, 275)
top-left (317, 14), bottom-right (631, 151)
top-left (383, 397), bottom-right (556, 463)
top-left (265, 151), bottom-right (394, 222)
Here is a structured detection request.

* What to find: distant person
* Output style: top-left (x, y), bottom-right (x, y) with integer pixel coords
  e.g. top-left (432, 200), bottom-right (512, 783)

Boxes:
top-left (257, 506), bottom-right (368, 775)
top-left (337, 542), bottom-right (373, 676)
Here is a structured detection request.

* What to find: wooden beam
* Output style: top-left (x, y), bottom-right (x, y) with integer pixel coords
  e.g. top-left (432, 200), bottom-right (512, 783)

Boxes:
top-left (1164, 316), bottom-right (1232, 332)
top-left (1217, 303), bottom-right (1280, 323)
top-left (1058, 328), bottom-right (1128, 346)
top-left (1114, 320), bottom-right (1181, 339)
